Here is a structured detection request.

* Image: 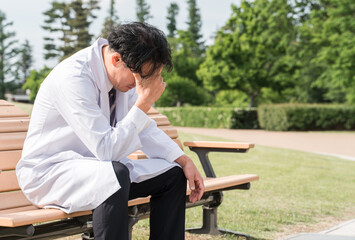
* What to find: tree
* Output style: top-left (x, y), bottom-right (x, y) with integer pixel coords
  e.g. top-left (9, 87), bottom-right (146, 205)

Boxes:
top-left (156, 73), bottom-right (212, 107)
top-left (308, 0), bottom-right (355, 103)
top-left (15, 40), bottom-right (33, 85)
top-left (22, 67), bottom-right (52, 102)
top-left (174, 0), bottom-right (204, 58)
top-left (69, 0), bottom-right (94, 52)
top-left (42, 1), bottom-right (72, 60)
top-left (136, 0), bottom-right (152, 23)
top-left (42, 0), bottom-right (100, 62)
top-left (166, 3), bottom-right (179, 38)
top-left (197, 0), bottom-right (297, 107)
top-left (101, 0), bottom-right (119, 38)
top-left (0, 10), bottom-right (18, 99)
top-left (167, 0), bottom-right (205, 89)
top-left (162, 0), bottom-right (206, 105)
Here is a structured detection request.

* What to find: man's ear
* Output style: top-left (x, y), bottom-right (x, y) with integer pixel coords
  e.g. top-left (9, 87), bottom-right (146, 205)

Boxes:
top-left (112, 53), bottom-right (121, 66)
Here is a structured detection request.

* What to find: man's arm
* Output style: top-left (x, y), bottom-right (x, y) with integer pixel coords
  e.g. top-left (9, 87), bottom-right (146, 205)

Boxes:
top-left (133, 71), bottom-right (205, 203)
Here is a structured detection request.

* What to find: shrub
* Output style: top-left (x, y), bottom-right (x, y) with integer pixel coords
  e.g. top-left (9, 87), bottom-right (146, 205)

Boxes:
top-left (258, 104), bottom-right (355, 131)
top-left (157, 107), bottom-right (259, 129)
top-left (231, 108), bottom-right (260, 129)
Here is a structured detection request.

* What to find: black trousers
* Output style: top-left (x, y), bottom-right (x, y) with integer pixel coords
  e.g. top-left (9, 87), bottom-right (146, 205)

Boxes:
top-left (92, 162), bottom-right (187, 240)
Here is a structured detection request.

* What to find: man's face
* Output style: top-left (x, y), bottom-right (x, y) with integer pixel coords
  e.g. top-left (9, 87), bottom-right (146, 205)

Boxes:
top-left (109, 59), bottom-right (136, 92)
top-left (108, 55), bottom-right (156, 92)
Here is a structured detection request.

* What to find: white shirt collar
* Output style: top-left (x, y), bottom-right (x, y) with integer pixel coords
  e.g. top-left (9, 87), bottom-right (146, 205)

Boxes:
top-left (97, 38), bottom-right (113, 92)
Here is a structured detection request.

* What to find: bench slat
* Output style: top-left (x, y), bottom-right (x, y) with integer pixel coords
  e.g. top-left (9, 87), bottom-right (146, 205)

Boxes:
top-left (0, 175), bottom-right (259, 227)
top-left (0, 119), bottom-right (30, 133)
top-left (0, 171), bottom-right (20, 192)
top-left (0, 208), bottom-right (92, 227)
top-left (0, 106), bottom-right (28, 118)
top-left (0, 206), bottom-right (38, 214)
top-left (0, 100), bottom-right (14, 106)
top-left (0, 150), bottom-right (22, 171)
top-left (0, 191), bottom-right (32, 211)
top-left (0, 132), bottom-right (27, 151)
top-left (147, 108), bottom-right (159, 115)
top-left (193, 174), bottom-right (259, 194)
top-left (160, 126), bottom-right (178, 139)
top-left (149, 114), bottom-right (170, 126)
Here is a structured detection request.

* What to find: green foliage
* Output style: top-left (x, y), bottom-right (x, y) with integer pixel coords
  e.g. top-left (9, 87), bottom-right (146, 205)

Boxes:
top-left (101, 0), bottom-right (119, 38)
top-left (22, 67), bottom-right (52, 102)
top-left (156, 73), bottom-right (212, 107)
top-left (215, 90), bottom-right (249, 108)
top-left (231, 108), bottom-right (259, 129)
top-left (285, 0), bottom-right (355, 104)
top-left (157, 107), bottom-right (234, 128)
top-left (310, 0), bottom-right (355, 104)
top-left (15, 40), bottom-right (33, 85)
top-left (157, 106), bottom-right (259, 129)
top-left (197, 0), bottom-right (297, 107)
top-left (258, 104), bottom-right (355, 131)
top-left (163, 1), bottom-right (207, 106)
top-left (166, 3), bottom-right (179, 38)
top-left (170, 46), bottom-right (204, 86)
top-left (183, 0), bottom-right (204, 56)
top-left (0, 10), bottom-right (19, 99)
top-left (42, 0), bottom-right (100, 62)
top-left (136, 0), bottom-right (152, 23)
top-left (169, 0), bottom-right (205, 88)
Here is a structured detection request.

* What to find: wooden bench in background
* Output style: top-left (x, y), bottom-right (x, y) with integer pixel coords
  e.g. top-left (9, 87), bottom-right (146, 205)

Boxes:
top-left (0, 100), bottom-right (259, 240)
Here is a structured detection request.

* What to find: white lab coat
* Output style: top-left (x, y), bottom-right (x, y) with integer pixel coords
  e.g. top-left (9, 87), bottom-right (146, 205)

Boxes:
top-left (16, 38), bottom-right (184, 214)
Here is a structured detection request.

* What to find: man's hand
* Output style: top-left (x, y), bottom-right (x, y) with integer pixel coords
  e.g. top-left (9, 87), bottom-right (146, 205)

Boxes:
top-left (175, 155), bottom-right (205, 203)
top-left (133, 67), bottom-right (165, 113)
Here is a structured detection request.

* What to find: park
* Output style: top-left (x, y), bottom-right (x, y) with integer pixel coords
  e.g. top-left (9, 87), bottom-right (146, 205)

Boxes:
top-left (0, 0), bottom-right (354, 239)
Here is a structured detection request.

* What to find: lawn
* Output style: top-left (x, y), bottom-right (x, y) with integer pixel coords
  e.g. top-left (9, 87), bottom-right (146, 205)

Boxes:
top-left (12, 102), bottom-right (355, 240)
top-left (133, 131), bottom-right (355, 240)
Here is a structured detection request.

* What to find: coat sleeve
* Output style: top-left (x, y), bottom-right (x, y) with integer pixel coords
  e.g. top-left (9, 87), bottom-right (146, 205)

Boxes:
top-left (51, 73), bottom-right (152, 162)
top-left (127, 89), bottom-right (185, 163)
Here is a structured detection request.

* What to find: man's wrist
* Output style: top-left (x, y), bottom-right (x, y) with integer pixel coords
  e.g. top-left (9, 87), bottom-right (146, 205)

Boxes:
top-left (175, 155), bottom-right (189, 167)
top-left (135, 98), bottom-right (152, 113)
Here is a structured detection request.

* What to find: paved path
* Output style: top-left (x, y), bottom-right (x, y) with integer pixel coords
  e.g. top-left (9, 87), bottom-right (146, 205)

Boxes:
top-left (177, 127), bottom-right (355, 160)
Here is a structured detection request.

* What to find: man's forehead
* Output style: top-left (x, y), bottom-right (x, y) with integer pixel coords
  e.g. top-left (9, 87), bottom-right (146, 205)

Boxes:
top-left (141, 62), bottom-right (163, 78)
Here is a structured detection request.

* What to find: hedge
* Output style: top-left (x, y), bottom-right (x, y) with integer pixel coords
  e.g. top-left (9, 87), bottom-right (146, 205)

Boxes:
top-left (156, 107), bottom-right (259, 129)
top-left (258, 104), bottom-right (355, 131)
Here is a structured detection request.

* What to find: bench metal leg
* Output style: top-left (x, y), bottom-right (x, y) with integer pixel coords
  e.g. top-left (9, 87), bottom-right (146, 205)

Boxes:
top-left (128, 215), bottom-right (139, 240)
top-left (186, 206), bottom-right (250, 240)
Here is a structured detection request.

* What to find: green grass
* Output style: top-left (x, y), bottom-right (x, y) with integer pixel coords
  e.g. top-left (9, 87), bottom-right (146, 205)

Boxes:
top-left (13, 103), bottom-right (355, 239)
top-left (133, 131), bottom-right (355, 240)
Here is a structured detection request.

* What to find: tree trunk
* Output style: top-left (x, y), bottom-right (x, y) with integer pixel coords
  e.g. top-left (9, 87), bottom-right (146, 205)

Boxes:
top-left (249, 94), bottom-right (256, 108)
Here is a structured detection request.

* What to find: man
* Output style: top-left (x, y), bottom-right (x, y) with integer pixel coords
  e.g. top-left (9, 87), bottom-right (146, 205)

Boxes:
top-left (16, 22), bottom-right (204, 240)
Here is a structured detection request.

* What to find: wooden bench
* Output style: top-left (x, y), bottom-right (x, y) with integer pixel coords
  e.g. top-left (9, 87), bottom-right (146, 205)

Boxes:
top-left (0, 100), bottom-right (259, 240)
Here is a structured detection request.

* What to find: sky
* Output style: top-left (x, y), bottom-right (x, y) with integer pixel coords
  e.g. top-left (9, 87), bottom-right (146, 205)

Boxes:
top-left (0, 0), bottom-right (240, 69)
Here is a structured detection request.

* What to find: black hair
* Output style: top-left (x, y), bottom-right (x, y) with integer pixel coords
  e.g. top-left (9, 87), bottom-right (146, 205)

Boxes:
top-left (107, 22), bottom-right (172, 79)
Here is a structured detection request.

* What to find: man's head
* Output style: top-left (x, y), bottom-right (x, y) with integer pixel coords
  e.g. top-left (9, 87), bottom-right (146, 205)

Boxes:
top-left (104, 22), bottom-right (172, 92)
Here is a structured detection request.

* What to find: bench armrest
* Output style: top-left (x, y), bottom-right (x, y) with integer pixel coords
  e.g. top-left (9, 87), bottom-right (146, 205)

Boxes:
top-left (183, 141), bottom-right (255, 178)
top-left (184, 141), bottom-right (254, 150)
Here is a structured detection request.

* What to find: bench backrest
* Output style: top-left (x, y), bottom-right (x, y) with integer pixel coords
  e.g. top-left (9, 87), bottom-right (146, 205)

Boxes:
top-left (0, 100), bottom-right (182, 212)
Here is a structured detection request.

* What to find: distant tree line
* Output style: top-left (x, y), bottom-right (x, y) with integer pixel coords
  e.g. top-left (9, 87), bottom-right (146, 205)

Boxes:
top-left (198, 0), bottom-right (355, 107)
top-left (0, 11), bottom-right (33, 99)
top-left (1, 0), bottom-right (354, 108)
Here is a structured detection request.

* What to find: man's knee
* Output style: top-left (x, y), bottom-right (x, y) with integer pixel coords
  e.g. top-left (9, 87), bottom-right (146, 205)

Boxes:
top-left (111, 161), bottom-right (130, 189)
top-left (170, 167), bottom-right (187, 189)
